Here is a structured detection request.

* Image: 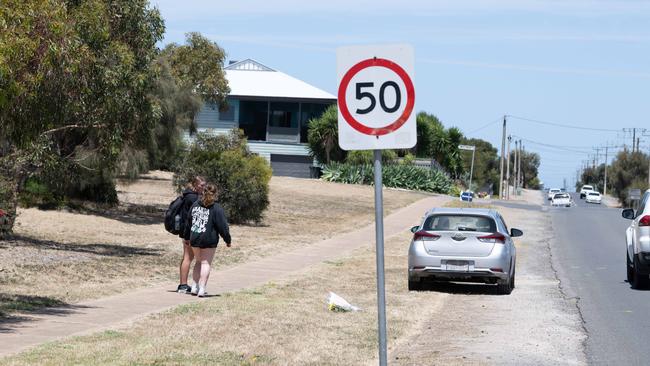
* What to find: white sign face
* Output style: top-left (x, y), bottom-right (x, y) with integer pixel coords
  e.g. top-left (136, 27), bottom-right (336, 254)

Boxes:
top-left (337, 44), bottom-right (416, 150)
top-left (458, 145), bottom-right (476, 151)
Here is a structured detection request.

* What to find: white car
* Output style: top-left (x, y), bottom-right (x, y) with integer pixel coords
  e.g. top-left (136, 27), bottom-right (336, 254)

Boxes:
top-left (580, 185), bottom-right (594, 199)
top-left (547, 188), bottom-right (561, 201)
top-left (551, 193), bottom-right (572, 207)
top-left (622, 189), bottom-right (650, 289)
top-left (585, 192), bottom-right (602, 204)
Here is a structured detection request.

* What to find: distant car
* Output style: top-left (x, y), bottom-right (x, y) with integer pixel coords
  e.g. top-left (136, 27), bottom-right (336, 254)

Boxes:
top-left (547, 188), bottom-right (561, 201)
top-left (408, 208), bottom-right (522, 295)
top-left (551, 193), bottom-right (572, 207)
top-left (585, 192), bottom-right (602, 204)
top-left (622, 189), bottom-right (650, 289)
top-left (460, 191), bottom-right (473, 202)
top-left (580, 185), bottom-right (595, 199)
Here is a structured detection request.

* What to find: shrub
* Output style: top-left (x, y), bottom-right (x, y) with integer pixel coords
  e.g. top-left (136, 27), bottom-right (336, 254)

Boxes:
top-left (174, 130), bottom-right (272, 224)
top-left (18, 177), bottom-right (65, 209)
top-left (321, 162), bottom-right (451, 194)
top-left (346, 150), bottom-right (398, 165)
top-left (448, 185), bottom-right (462, 197)
top-left (401, 153), bottom-right (416, 165)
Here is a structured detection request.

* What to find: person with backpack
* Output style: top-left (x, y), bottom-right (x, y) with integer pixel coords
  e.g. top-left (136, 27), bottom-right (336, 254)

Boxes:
top-left (187, 183), bottom-right (231, 297)
top-left (174, 176), bottom-right (205, 294)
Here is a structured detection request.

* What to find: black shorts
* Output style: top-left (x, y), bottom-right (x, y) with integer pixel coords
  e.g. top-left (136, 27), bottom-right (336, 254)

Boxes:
top-left (190, 241), bottom-right (218, 249)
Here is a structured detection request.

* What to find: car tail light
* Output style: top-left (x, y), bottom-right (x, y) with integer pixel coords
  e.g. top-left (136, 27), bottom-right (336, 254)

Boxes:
top-left (413, 230), bottom-right (440, 241)
top-left (640, 215), bottom-right (650, 227)
top-left (478, 233), bottom-right (506, 244)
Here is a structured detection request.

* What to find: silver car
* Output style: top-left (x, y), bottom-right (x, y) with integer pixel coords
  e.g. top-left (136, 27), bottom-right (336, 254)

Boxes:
top-left (622, 189), bottom-right (650, 289)
top-left (408, 208), bottom-right (522, 294)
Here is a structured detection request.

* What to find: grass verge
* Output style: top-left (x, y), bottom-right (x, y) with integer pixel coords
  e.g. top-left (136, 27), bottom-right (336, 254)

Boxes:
top-left (4, 229), bottom-right (449, 365)
top-left (1, 176), bottom-right (427, 314)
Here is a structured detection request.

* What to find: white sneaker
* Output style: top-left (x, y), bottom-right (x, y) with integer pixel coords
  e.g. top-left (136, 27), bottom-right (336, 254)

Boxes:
top-left (191, 284), bottom-right (198, 295)
top-left (197, 287), bottom-right (207, 298)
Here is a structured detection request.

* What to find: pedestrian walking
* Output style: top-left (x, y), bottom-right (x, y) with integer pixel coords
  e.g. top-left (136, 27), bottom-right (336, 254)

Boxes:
top-left (176, 176), bottom-right (206, 294)
top-left (187, 183), bottom-right (232, 297)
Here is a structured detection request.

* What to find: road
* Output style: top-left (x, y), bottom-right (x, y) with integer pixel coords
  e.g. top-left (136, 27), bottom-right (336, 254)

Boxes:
top-left (548, 193), bottom-right (649, 365)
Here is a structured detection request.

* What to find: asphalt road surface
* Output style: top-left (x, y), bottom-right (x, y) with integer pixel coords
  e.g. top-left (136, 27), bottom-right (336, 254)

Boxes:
top-left (549, 193), bottom-right (649, 365)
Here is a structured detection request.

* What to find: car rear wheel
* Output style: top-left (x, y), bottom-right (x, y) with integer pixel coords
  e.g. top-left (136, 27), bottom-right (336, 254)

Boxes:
top-left (631, 256), bottom-right (650, 289)
top-left (496, 272), bottom-right (514, 295)
top-left (408, 278), bottom-right (422, 291)
top-left (627, 252), bottom-right (635, 284)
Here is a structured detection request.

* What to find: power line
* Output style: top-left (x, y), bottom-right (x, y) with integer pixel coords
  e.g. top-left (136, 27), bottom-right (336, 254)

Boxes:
top-left (512, 136), bottom-right (593, 154)
top-left (465, 117), bottom-right (503, 135)
top-left (507, 115), bottom-right (620, 132)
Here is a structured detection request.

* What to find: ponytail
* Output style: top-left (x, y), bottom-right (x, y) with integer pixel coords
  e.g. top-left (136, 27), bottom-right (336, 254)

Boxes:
top-left (201, 183), bottom-right (218, 207)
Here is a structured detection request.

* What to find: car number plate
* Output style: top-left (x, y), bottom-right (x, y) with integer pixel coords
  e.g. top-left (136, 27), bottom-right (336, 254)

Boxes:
top-left (445, 261), bottom-right (469, 272)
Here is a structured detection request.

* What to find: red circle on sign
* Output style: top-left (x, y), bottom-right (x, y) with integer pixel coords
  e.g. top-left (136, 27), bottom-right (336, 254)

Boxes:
top-left (338, 58), bottom-right (415, 136)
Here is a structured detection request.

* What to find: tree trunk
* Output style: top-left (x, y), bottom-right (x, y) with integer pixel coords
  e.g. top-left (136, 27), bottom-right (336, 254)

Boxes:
top-left (0, 158), bottom-right (23, 239)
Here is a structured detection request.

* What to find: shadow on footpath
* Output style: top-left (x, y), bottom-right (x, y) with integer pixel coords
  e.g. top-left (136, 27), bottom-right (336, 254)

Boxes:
top-left (1, 236), bottom-right (163, 257)
top-left (419, 281), bottom-right (502, 295)
top-left (0, 294), bottom-right (93, 333)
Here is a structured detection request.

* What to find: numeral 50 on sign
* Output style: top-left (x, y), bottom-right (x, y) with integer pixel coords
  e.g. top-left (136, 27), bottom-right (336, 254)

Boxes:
top-left (337, 45), bottom-right (416, 151)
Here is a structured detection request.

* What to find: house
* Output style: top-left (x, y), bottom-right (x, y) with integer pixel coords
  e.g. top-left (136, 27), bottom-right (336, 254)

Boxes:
top-left (187, 59), bottom-right (336, 178)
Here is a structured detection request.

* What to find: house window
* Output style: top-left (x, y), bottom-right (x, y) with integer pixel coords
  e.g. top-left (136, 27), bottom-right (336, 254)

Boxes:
top-left (300, 103), bottom-right (329, 143)
top-left (239, 100), bottom-right (268, 141)
top-left (269, 102), bottom-right (299, 129)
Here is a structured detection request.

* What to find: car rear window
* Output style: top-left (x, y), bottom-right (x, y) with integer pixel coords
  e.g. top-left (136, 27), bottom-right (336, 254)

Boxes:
top-left (583, 186), bottom-right (593, 190)
top-left (588, 192), bottom-right (600, 196)
top-left (423, 215), bottom-right (496, 232)
top-left (554, 194), bottom-right (569, 199)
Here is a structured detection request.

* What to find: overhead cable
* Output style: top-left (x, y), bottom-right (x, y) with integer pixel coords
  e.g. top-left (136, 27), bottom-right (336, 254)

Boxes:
top-left (507, 115), bottom-right (620, 132)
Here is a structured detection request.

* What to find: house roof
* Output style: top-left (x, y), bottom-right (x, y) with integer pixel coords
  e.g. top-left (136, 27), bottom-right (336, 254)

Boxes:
top-left (224, 59), bottom-right (336, 101)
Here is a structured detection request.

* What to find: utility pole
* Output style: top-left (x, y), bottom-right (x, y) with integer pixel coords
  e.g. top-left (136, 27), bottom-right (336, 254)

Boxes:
top-left (603, 146), bottom-right (609, 195)
top-left (513, 140), bottom-right (519, 195)
top-left (506, 135), bottom-right (511, 200)
top-left (521, 144), bottom-right (525, 189)
top-left (499, 116), bottom-right (506, 199)
top-left (633, 128), bottom-right (636, 153)
top-left (517, 140), bottom-right (522, 194)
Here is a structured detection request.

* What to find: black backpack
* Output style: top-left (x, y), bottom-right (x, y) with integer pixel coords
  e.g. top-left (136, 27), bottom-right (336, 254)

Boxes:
top-left (164, 195), bottom-right (185, 234)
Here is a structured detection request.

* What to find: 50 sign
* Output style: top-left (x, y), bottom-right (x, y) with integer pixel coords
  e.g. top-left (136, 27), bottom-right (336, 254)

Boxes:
top-left (337, 45), bottom-right (415, 150)
top-left (355, 81), bottom-right (401, 114)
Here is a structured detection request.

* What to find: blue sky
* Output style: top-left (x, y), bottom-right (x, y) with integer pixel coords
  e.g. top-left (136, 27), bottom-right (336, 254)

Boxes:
top-left (151, 0), bottom-right (650, 189)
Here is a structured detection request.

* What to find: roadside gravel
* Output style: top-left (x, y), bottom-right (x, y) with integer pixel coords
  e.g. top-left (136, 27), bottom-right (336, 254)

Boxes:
top-left (391, 192), bottom-right (587, 365)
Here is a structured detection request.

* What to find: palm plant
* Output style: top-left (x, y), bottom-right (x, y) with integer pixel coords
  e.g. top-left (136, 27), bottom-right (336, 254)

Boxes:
top-left (307, 105), bottom-right (346, 164)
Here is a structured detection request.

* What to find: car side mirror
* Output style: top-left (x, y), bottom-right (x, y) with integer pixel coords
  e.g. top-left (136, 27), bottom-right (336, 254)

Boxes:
top-left (510, 228), bottom-right (523, 237)
top-left (622, 208), bottom-right (635, 220)
top-left (410, 226), bottom-right (419, 233)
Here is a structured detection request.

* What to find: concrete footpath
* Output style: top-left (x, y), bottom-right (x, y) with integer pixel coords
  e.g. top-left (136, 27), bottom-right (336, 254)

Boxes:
top-left (0, 195), bottom-right (448, 358)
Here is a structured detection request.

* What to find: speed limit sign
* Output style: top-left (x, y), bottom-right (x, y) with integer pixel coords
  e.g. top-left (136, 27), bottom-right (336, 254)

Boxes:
top-left (337, 44), bottom-right (416, 150)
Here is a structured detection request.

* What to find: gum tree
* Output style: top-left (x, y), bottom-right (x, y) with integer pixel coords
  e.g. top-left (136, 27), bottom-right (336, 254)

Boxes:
top-left (0, 0), bottom-right (164, 236)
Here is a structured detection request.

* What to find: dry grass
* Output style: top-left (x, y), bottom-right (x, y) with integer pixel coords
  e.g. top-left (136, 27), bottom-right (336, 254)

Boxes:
top-left (0, 175), bottom-right (426, 314)
top-left (442, 200), bottom-right (495, 209)
top-left (4, 228), bottom-right (449, 366)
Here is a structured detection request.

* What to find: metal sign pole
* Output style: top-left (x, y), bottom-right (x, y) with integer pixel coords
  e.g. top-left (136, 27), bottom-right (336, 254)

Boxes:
top-left (469, 148), bottom-right (475, 193)
top-left (373, 149), bottom-right (388, 366)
